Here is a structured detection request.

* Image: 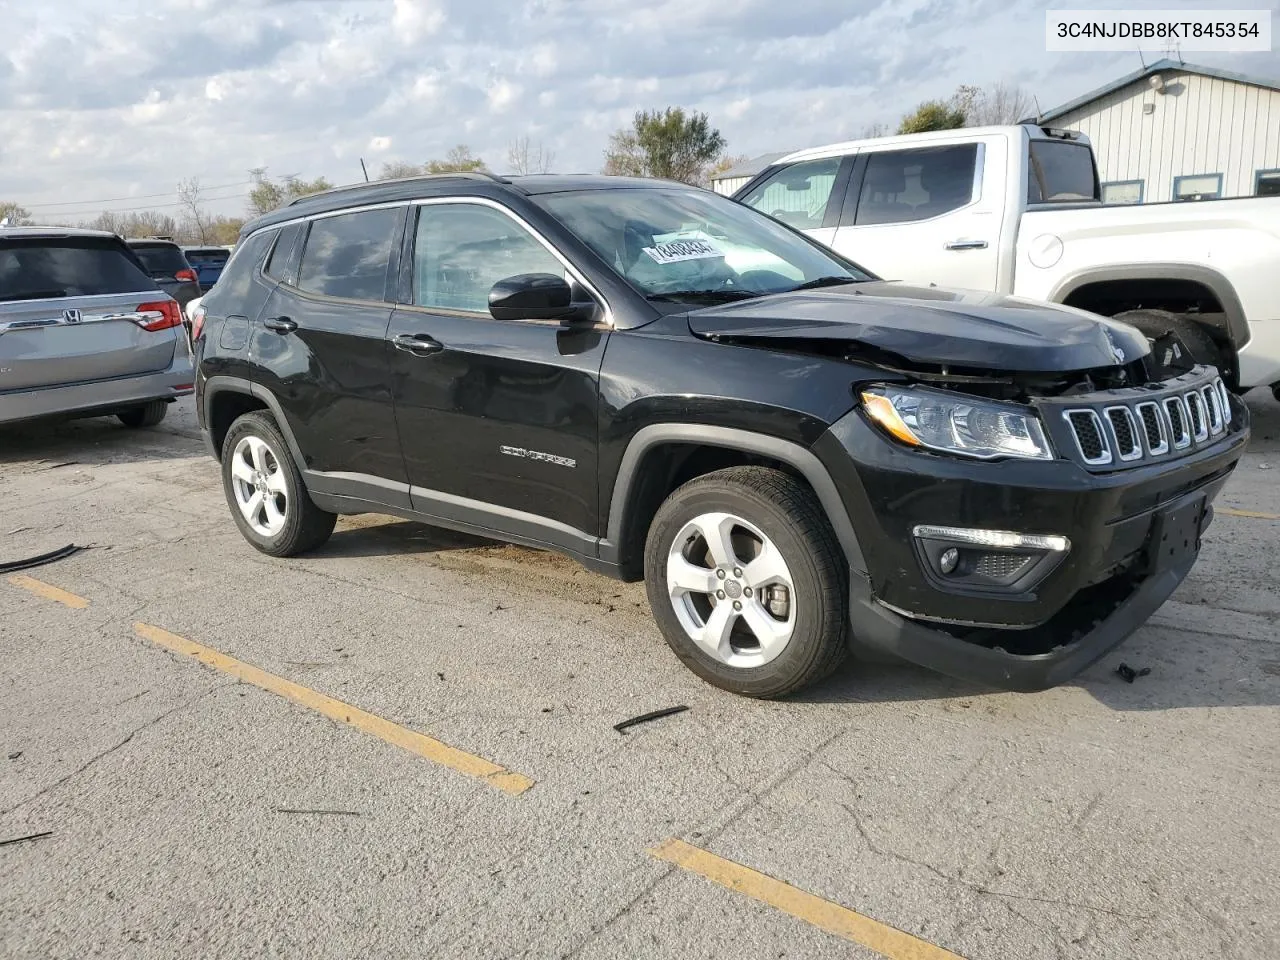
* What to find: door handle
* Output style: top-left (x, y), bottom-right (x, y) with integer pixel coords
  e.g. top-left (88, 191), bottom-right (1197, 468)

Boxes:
top-left (262, 316), bottom-right (297, 333)
top-left (944, 239), bottom-right (989, 250)
top-left (393, 333), bottom-right (444, 356)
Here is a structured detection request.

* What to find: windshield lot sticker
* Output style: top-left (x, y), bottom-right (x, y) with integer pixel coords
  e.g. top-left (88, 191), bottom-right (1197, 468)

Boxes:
top-left (642, 239), bottom-right (723, 264)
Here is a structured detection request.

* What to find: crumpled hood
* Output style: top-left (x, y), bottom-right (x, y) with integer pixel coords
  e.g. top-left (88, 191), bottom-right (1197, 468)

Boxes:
top-left (686, 281), bottom-right (1150, 373)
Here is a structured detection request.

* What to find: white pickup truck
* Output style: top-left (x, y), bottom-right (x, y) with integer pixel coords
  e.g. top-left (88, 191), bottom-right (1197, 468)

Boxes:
top-left (733, 124), bottom-right (1280, 394)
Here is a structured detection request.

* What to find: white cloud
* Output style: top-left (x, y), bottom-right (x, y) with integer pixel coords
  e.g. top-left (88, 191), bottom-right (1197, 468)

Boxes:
top-left (2, 0), bottom-right (1276, 221)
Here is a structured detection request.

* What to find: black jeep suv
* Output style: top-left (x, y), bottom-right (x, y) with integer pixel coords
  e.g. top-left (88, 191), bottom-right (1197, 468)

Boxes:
top-left (194, 173), bottom-right (1248, 697)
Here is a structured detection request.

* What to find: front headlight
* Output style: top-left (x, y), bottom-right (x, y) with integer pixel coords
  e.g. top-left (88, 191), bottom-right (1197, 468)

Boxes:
top-left (861, 385), bottom-right (1054, 461)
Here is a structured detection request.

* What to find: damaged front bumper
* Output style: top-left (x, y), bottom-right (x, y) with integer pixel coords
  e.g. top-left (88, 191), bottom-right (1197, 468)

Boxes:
top-left (815, 375), bottom-right (1249, 691)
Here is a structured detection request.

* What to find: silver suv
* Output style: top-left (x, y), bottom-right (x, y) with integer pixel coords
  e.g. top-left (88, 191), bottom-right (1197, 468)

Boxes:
top-left (0, 227), bottom-right (194, 428)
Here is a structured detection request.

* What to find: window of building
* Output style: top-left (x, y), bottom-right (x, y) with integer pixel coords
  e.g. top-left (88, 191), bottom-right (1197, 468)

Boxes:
top-left (1173, 174), bottom-right (1223, 202)
top-left (854, 144), bottom-right (981, 225)
top-left (739, 157), bottom-right (842, 230)
top-left (412, 203), bottom-right (564, 314)
top-left (296, 208), bottom-right (400, 301)
top-left (1101, 180), bottom-right (1144, 205)
top-left (1256, 170), bottom-right (1280, 197)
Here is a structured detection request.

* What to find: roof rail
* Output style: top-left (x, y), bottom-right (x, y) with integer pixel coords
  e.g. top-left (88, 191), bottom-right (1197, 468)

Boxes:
top-left (285, 171), bottom-right (511, 207)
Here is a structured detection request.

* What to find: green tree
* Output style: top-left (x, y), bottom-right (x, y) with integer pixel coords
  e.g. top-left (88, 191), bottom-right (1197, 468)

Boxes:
top-left (897, 100), bottom-right (967, 134)
top-left (0, 201), bottom-right (32, 226)
top-left (603, 108), bottom-right (727, 184)
top-left (248, 169), bottom-right (333, 217)
top-left (424, 145), bottom-right (486, 174)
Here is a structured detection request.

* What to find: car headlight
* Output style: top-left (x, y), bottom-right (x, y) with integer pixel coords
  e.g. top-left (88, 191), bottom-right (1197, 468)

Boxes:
top-left (860, 384), bottom-right (1054, 461)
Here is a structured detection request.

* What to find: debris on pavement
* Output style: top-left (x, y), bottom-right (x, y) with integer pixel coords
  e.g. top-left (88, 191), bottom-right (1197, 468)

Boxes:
top-left (275, 809), bottom-right (362, 816)
top-left (1116, 662), bottom-right (1152, 683)
top-left (0, 831), bottom-right (52, 848)
top-left (0, 543), bottom-right (82, 575)
top-left (6, 751), bottom-right (21, 760)
top-left (614, 704), bottom-right (690, 734)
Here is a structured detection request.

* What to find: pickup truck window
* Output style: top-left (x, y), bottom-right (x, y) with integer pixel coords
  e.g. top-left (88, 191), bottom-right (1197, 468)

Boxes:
top-left (854, 145), bottom-right (980, 225)
top-left (539, 187), bottom-right (873, 302)
top-left (738, 157), bottom-right (841, 229)
top-left (1027, 140), bottom-right (1099, 203)
top-left (412, 203), bottom-right (564, 313)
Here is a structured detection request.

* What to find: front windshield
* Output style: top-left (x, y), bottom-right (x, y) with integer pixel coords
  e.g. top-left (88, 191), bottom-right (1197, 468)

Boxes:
top-left (537, 187), bottom-right (875, 304)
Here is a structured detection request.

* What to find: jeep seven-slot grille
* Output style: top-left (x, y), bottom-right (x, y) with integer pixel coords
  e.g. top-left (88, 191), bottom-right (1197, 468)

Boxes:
top-left (1061, 375), bottom-right (1230, 470)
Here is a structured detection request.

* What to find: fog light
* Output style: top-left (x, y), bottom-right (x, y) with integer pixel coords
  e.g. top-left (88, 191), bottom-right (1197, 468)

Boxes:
top-left (939, 548), bottom-right (960, 574)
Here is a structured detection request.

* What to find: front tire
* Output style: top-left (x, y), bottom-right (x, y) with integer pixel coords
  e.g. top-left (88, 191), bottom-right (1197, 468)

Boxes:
top-left (220, 411), bottom-right (336, 557)
top-left (117, 399), bottom-right (168, 428)
top-left (1113, 309), bottom-right (1225, 375)
top-left (643, 466), bottom-right (848, 698)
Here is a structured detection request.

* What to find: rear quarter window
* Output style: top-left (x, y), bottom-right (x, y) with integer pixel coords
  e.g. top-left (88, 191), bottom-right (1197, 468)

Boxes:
top-left (1027, 140), bottom-right (1099, 203)
top-left (0, 238), bottom-right (153, 300)
top-left (203, 230), bottom-right (276, 309)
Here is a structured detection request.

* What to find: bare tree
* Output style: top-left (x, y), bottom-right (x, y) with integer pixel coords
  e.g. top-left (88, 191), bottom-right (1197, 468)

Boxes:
top-left (858, 123), bottom-right (889, 139)
top-left (506, 136), bottom-right (555, 175)
top-left (425, 145), bottom-right (487, 174)
top-left (379, 160), bottom-right (425, 180)
top-left (178, 177), bottom-right (210, 244)
top-left (958, 82), bottom-right (1035, 126)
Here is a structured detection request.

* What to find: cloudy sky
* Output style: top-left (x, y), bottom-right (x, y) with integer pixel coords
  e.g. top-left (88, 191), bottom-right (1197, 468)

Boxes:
top-left (2, 0), bottom-right (1277, 221)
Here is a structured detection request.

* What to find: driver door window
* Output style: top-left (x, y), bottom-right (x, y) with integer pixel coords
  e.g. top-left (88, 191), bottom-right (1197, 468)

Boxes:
top-left (413, 203), bottom-right (564, 313)
top-left (739, 157), bottom-right (842, 230)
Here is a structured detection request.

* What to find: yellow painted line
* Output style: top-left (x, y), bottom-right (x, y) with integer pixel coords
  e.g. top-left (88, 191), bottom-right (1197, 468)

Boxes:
top-left (1220, 507), bottom-right (1280, 521)
top-left (6, 575), bottom-right (89, 609)
top-left (650, 839), bottom-right (967, 960)
top-left (133, 622), bottom-right (534, 796)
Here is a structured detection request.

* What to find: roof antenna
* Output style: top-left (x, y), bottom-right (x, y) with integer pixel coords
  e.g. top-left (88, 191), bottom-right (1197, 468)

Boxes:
top-left (1033, 94), bottom-right (1044, 123)
top-left (1138, 46), bottom-right (1147, 69)
top-left (359, 158), bottom-right (370, 183)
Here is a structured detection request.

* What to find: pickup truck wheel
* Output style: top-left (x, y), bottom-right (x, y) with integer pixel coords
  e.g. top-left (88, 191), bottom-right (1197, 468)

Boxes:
top-left (644, 466), bottom-right (848, 698)
top-left (221, 411), bottom-right (336, 557)
top-left (117, 399), bottom-right (168, 428)
top-left (1113, 309), bottom-right (1223, 374)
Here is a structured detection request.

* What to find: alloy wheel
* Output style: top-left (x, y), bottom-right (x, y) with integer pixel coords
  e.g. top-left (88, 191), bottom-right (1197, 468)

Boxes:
top-left (230, 435), bottom-right (289, 537)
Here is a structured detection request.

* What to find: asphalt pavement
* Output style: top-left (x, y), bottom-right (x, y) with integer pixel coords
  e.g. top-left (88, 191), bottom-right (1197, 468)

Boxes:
top-left (2, 394), bottom-right (1277, 960)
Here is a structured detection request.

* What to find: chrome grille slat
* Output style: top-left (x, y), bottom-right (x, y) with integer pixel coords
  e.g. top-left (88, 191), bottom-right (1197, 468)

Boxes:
top-left (1134, 401), bottom-right (1169, 456)
top-left (1104, 405), bottom-right (1142, 461)
top-left (1059, 373), bottom-right (1232, 469)
top-left (1185, 391), bottom-right (1209, 442)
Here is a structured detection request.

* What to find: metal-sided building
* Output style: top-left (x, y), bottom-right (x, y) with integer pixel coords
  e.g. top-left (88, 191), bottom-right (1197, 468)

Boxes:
top-left (1037, 58), bottom-right (1280, 205)
top-left (710, 153), bottom-right (788, 195)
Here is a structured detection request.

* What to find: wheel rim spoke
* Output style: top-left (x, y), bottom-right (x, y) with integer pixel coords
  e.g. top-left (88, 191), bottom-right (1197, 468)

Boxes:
top-left (739, 601), bottom-right (793, 653)
top-left (692, 513), bottom-right (739, 569)
top-left (262, 493), bottom-right (286, 530)
top-left (667, 556), bottom-right (718, 596)
top-left (742, 542), bottom-right (790, 590)
top-left (230, 455), bottom-right (255, 484)
top-left (241, 490), bottom-right (264, 525)
top-left (265, 469), bottom-right (288, 496)
top-left (248, 437), bottom-right (269, 474)
top-left (698, 602), bottom-right (737, 661)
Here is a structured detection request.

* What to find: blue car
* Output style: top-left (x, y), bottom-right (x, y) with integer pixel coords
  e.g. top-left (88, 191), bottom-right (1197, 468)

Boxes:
top-left (181, 245), bottom-right (232, 291)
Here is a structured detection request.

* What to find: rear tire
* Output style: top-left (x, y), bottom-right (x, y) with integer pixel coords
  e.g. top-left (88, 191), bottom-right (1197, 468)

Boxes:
top-left (117, 399), bottom-right (168, 428)
top-left (1113, 309), bottom-right (1224, 374)
top-left (221, 411), bottom-right (336, 557)
top-left (643, 466), bottom-right (848, 698)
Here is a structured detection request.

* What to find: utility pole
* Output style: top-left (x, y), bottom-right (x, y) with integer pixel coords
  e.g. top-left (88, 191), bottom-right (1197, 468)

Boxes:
top-left (360, 158), bottom-right (370, 182)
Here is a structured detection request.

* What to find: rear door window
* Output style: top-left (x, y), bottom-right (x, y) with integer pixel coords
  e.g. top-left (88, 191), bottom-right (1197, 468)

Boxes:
top-left (738, 157), bottom-right (842, 229)
top-left (1027, 140), bottom-right (1099, 203)
top-left (853, 145), bottom-right (980, 225)
top-left (129, 243), bottom-right (190, 275)
top-left (0, 238), bottom-right (153, 301)
top-left (296, 209), bottom-right (400, 301)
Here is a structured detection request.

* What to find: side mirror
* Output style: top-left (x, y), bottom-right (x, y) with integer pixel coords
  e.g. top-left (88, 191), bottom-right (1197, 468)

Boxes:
top-left (489, 273), bottom-right (576, 321)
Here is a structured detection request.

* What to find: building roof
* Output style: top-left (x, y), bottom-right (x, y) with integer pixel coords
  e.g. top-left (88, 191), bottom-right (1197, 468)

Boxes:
top-left (1039, 58), bottom-right (1280, 122)
top-left (710, 152), bottom-right (790, 181)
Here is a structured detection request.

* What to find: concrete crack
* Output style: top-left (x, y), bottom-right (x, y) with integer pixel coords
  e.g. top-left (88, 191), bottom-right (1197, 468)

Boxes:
top-left (0, 682), bottom-right (229, 818)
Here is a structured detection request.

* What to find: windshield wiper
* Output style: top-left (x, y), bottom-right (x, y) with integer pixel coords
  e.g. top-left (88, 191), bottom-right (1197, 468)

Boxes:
top-left (646, 289), bottom-right (761, 304)
top-left (788, 276), bottom-right (862, 292)
top-left (0, 289), bottom-right (69, 302)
